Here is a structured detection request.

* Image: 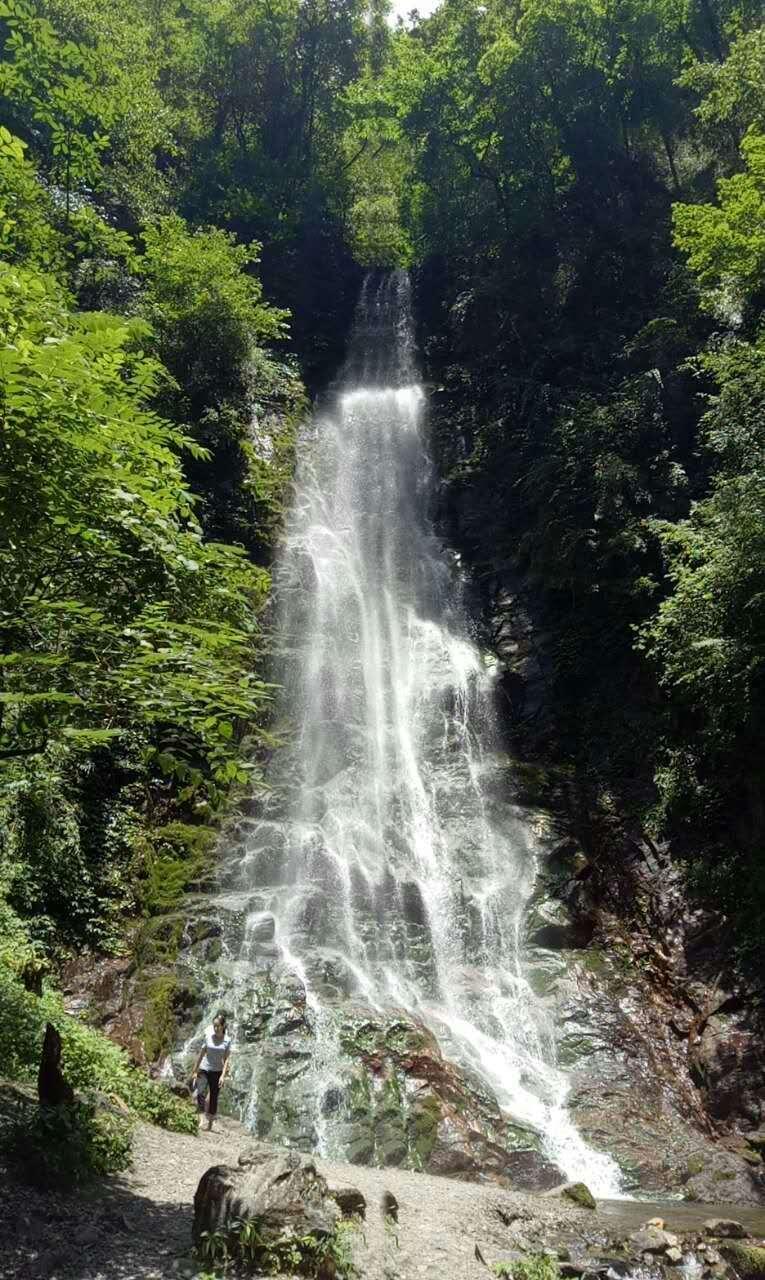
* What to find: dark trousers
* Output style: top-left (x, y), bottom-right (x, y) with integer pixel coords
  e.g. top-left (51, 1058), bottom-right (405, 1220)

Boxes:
top-left (196, 1069), bottom-right (222, 1116)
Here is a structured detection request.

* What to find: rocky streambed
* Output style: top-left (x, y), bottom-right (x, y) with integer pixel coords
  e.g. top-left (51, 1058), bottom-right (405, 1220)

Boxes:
top-left (192, 1139), bottom-right (765, 1280)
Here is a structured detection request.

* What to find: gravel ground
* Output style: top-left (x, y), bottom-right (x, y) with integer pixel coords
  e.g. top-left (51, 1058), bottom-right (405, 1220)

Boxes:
top-left (0, 1116), bottom-right (632, 1280)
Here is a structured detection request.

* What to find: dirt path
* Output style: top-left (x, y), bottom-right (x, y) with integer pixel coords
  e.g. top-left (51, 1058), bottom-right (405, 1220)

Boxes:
top-left (2, 1114), bottom-right (608, 1280)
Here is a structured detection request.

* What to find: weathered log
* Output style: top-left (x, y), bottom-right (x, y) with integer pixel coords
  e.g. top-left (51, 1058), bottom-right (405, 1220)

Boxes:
top-left (37, 1023), bottom-right (75, 1106)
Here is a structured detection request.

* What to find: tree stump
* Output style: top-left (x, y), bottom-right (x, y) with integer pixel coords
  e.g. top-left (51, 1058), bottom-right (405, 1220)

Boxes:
top-left (37, 1023), bottom-right (75, 1106)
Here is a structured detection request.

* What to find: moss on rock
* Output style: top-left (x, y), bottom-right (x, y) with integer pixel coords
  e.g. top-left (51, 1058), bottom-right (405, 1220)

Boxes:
top-left (721, 1243), bottom-right (765, 1278)
top-left (563, 1182), bottom-right (597, 1209)
top-left (375, 1072), bottom-right (408, 1167)
top-left (408, 1092), bottom-right (442, 1167)
top-left (141, 975), bottom-right (181, 1062)
top-left (136, 822), bottom-right (218, 917)
top-left (133, 914), bottom-right (185, 969)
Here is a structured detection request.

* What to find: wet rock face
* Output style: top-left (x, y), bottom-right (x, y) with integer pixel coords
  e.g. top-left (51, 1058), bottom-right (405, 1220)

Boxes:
top-left (547, 951), bottom-right (765, 1204)
top-left (694, 1009), bottom-right (765, 1128)
top-left (218, 985), bottom-right (562, 1189)
top-left (516, 821), bottom-right (765, 1205)
top-left (486, 583), bottom-right (553, 750)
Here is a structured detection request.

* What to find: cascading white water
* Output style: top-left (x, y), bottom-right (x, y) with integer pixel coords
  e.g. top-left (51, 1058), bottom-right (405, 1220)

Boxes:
top-left (210, 273), bottom-right (622, 1195)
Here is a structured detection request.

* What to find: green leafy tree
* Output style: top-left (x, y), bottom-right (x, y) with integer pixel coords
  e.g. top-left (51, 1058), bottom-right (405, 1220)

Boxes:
top-left (139, 213), bottom-right (303, 556)
top-left (0, 0), bottom-right (114, 217)
top-left (674, 127), bottom-right (765, 321)
top-left (139, 214), bottom-right (287, 410)
top-left (0, 262), bottom-right (273, 797)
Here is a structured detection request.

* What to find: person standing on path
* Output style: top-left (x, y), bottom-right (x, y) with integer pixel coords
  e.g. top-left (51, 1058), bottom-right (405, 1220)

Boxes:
top-left (192, 1012), bottom-right (232, 1131)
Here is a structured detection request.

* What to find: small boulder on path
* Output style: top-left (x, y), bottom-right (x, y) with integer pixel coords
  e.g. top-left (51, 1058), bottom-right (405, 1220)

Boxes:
top-left (193, 1146), bottom-right (342, 1248)
top-left (327, 1182), bottom-right (366, 1219)
top-left (705, 1220), bottom-right (751, 1239)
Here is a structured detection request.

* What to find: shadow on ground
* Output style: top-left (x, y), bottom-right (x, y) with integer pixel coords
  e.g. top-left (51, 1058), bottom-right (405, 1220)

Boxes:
top-left (0, 1162), bottom-right (197, 1280)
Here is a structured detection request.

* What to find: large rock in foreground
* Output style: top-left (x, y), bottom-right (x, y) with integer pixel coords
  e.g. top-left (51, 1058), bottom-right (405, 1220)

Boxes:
top-left (193, 1147), bottom-right (342, 1248)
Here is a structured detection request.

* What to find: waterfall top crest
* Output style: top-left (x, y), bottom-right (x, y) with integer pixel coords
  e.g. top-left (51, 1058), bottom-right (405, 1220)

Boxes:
top-left (341, 270), bottom-right (417, 390)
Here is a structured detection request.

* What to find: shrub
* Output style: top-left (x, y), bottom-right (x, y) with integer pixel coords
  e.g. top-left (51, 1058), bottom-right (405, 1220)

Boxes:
top-left (6, 1099), bottom-right (133, 1188)
top-left (493, 1257), bottom-right (560, 1280)
top-left (196, 1217), bottom-right (361, 1278)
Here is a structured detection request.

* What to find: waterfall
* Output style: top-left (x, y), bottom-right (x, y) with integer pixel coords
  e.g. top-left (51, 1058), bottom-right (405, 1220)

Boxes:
top-left (192, 273), bottom-right (622, 1196)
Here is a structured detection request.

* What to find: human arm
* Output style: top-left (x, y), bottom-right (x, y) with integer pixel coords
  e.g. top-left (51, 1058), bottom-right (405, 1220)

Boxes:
top-left (191, 1044), bottom-right (205, 1083)
top-left (220, 1047), bottom-right (232, 1086)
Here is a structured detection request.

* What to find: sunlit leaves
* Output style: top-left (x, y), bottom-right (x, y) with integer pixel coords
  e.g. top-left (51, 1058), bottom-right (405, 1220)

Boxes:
top-left (673, 128), bottom-right (765, 318)
top-left (0, 262), bottom-right (272, 804)
top-left (139, 216), bottom-right (288, 383)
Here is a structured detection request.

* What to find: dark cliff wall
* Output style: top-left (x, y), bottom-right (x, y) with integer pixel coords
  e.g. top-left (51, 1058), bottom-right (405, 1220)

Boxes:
top-left (415, 283), bottom-right (765, 1161)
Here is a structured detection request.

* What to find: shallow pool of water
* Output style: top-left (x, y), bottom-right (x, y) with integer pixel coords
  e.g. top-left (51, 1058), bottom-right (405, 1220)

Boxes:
top-left (597, 1199), bottom-right (765, 1236)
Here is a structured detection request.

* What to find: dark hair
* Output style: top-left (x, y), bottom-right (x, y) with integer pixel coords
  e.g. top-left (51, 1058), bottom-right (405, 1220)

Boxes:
top-left (212, 1011), bottom-right (227, 1029)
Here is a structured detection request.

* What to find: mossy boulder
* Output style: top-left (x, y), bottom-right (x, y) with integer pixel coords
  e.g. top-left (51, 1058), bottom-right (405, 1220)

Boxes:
top-left (721, 1243), bottom-right (765, 1278)
top-left (563, 1182), bottom-right (597, 1209)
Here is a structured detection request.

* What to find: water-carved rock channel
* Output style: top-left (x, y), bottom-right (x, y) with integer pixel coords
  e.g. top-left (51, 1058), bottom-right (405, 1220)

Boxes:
top-left (167, 276), bottom-right (762, 1204)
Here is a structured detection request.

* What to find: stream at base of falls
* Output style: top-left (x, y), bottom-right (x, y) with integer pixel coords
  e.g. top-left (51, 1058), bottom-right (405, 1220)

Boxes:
top-left (174, 272), bottom-right (623, 1196)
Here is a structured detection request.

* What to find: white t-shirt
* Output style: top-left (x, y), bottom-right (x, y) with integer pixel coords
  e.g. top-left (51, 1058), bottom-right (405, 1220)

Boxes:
top-left (200, 1027), bottom-right (231, 1073)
